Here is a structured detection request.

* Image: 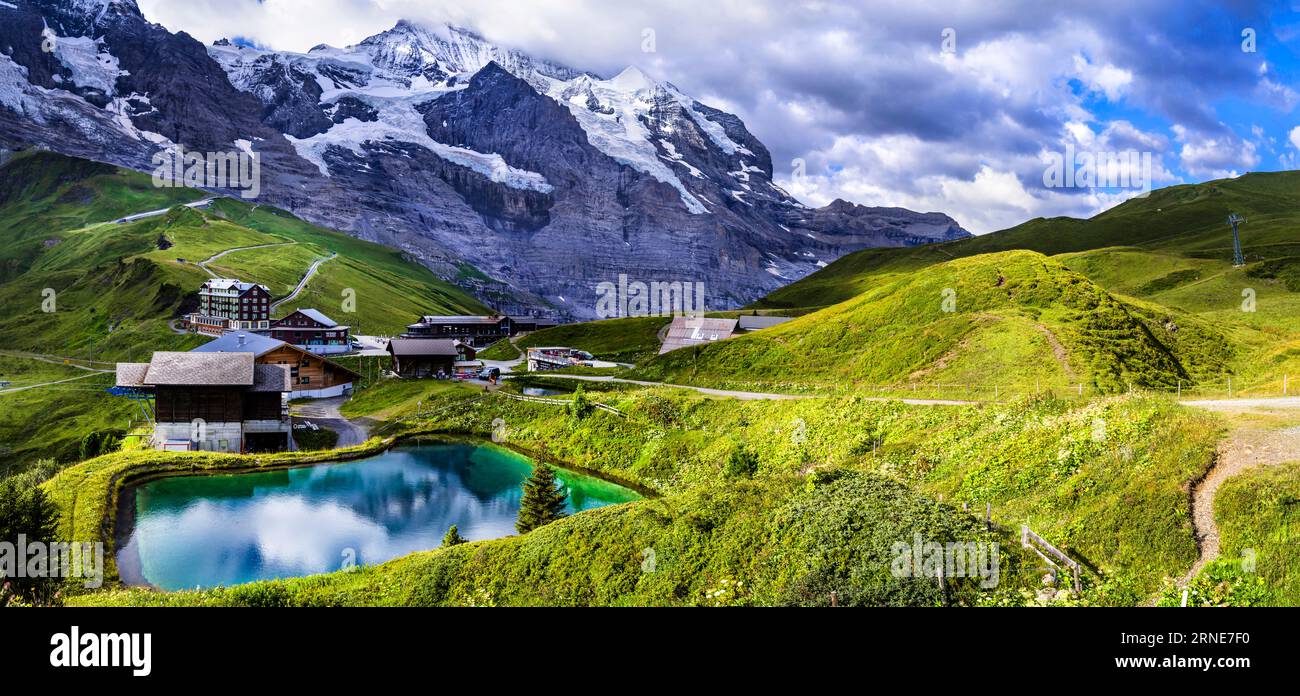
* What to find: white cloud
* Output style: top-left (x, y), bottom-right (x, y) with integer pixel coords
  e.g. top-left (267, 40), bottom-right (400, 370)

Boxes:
top-left (1072, 55), bottom-right (1133, 101)
top-left (1290, 126), bottom-right (1300, 151)
top-left (133, 0), bottom-right (1294, 235)
top-left (1173, 124), bottom-right (1260, 179)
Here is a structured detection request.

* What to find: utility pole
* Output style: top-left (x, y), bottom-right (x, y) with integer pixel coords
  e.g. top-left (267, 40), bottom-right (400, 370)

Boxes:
top-left (1228, 214), bottom-right (1247, 268)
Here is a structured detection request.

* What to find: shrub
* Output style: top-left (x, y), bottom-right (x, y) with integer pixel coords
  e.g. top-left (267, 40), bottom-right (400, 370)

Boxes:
top-left (724, 445), bottom-right (759, 479)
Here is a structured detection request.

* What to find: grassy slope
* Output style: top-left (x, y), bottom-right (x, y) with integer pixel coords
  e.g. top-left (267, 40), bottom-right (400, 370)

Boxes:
top-left (513, 316), bottom-right (671, 363)
top-left (57, 381), bottom-right (1219, 606)
top-left (1211, 460), bottom-right (1300, 605)
top-left (748, 171), bottom-right (1300, 392)
top-left (476, 339), bottom-right (520, 361)
top-left (207, 200), bottom-right (490, 335)
top-left (0, 152), bottom-right (488, 470)
top-left (634, 251), bottom-right (1232, 394)
top-left (758, 170), bottom-right (1300, 310)
top-left (0, 356), bottom-right (136, 470)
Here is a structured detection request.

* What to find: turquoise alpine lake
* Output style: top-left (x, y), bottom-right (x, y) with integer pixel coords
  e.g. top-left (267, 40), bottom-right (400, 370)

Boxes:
top-left (116, 441), bottom-right (640, 590)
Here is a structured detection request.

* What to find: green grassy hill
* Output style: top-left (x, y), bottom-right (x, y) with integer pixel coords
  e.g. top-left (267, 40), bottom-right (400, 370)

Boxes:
top-left (513, 316), bottom-right (672, 363)
top-left (0, 151), bottom-right (489, 470)
top-left (757, 170), bottom-right (1300, 311)
top-left (634, 250), bottom-right (1232, 394)
top-left (708, 170), bottom-right (1299, 394)
top-left (52, 383), bottom-right (1220, 606)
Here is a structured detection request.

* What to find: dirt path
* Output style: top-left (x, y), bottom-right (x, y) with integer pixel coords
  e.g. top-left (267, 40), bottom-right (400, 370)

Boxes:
top-left (1033, 323), bottom-right (1074, 379)
top-left (1177, 426), bottom-right (1300, 586)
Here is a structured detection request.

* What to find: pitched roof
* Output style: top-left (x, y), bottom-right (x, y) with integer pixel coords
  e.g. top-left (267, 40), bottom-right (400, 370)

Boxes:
top-left (659, 317), bottom-right (738, 355)
top-left (388, 338), bottom-right (463, 356)
top-left (191, 332), bottom-right (285, 357)
top-left (190, 332), bottom-right (361, 381)
top-left (287, 308), bottom-right (338, 327)
top-left (115, 363), bottom-right (150, 388)
top-left (138, 352), bottom-right (256, 386)
top-left (737, 315), bottom-right (794, 331)
top-left (411, 315), bottom-right (507, 326)
top-left (250, 364), bottom-right (291, 392)
top-left (203, 278), bottom-right (269, 294)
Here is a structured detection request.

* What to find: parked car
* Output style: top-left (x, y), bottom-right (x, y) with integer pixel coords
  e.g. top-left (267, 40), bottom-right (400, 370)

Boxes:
top-left (477, 367), bottom-right (501, 381)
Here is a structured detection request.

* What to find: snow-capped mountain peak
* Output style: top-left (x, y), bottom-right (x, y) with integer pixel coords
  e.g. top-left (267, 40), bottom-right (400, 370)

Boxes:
top-left (607, 65), bottom-right (657, 93)
top-left (0, 9), bottom-right (970, 319)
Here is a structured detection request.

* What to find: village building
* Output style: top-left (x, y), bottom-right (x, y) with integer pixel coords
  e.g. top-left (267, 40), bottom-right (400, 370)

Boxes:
top-left (658, 317), bottom-right (739, 354)
top-left (191, 332), bottom-right (360, 398)
top-left (402, 315), bottom-right (513, 347)
top-left (737, 314), bottom-right (794, 331)
top-left (387, 338), bottom-right (477, 378)
top-left (186, 278), bottom-right (272, 336)
top-left (265, 308), bottom-right (351, 355)
top-left (527, 347), bottom-right (594, 372)
top-left (507, 316), bottom-right (560, 333)
top-left (114, 352), bottom-right (292, 453)
top-left (454, 359), bottom-right (485, 379)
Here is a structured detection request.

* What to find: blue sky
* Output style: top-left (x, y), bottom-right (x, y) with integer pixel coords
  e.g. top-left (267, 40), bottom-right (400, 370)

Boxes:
top-left (138, 0), bottom-right (1300, 233)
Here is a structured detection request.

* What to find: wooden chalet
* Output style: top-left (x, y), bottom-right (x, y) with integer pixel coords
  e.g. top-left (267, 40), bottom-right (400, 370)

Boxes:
top-left (191, 332), bottom-right (360, 398)
top-left (387, 339), bottom-right (477, 379)
top-left (402, 315), bottom-right (512, 347)
top-left (266, 308), bottom-right (351, 355)
top-left (115, 352), bottom-right (292, 453)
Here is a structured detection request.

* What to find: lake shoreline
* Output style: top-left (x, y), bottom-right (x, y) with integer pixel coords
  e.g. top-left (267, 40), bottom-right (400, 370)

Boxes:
top-left (111, 436), bottom-right (643, 590)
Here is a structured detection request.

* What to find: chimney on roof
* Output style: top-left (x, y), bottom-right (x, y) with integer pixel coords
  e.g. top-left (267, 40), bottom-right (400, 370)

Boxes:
top-left (237, 333), bottom-right (246, 347)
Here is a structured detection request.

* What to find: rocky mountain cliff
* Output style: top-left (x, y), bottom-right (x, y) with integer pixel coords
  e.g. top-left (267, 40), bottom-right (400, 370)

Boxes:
top-left (0, 1), bottom-right (970, 318)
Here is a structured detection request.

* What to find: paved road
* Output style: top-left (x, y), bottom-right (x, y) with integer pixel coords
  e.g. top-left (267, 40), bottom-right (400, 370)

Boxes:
top-left (507, 373), bottom-right (973, 404)
top-left (197, 242), bottom-right (297, 278)
top-left (1180, 397), bottom-right (1300, 412)
top-left (271, 252), bottom-right (338, 311)
top-left (114, 197), bottom-right (216, 224)
top-left (291, 396), bottom-right (368, 448)
top-left (0, 371), bottom-right (106, 395)
top-left (0, 350), bottom-right (114, 372)
top-left (481, 337), bottom-right (525, 373)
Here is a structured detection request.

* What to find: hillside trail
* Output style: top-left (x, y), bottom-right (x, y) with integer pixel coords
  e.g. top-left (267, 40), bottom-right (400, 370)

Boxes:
top-left (1174, 423), bottom-right (1300, 590)
top-left (270, 252), bottom-right (338, 311)
top-left (197, 241), bottom-right (297, 277)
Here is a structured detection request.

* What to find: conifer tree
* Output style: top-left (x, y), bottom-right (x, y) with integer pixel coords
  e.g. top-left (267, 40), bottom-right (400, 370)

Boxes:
top-left (516, 463), bottom-right (569, 533)
top-left (441, 524), bottom-right (466, 547)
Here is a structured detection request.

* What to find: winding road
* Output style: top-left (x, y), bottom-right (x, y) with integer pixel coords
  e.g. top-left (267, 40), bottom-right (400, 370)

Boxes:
top-left (114, 197), bottom-right (216, 224)
top-left (197, 242), bottom-right (296, 278)
top-left (270, 252), bottom-right (338, 311)
top-left (0, 351), bottom-right (114, 395)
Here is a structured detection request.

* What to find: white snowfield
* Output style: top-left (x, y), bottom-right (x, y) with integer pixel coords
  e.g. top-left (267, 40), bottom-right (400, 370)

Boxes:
top-left (206, 24), bottom-right (766, 213)
top-left (52, 34), bottom-right (127, 96)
